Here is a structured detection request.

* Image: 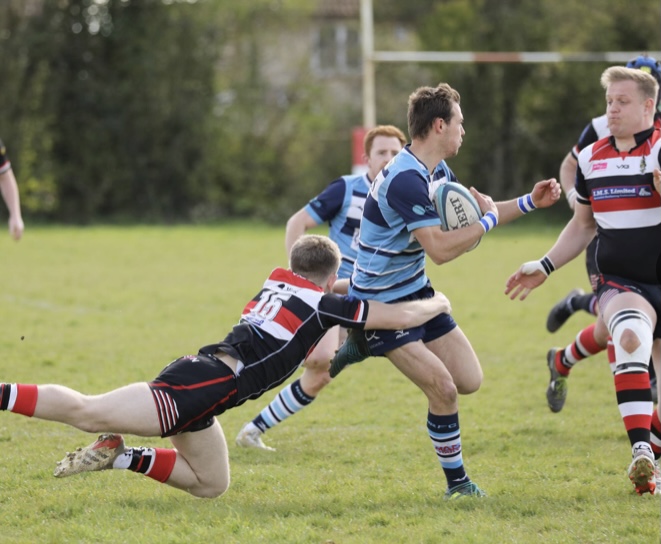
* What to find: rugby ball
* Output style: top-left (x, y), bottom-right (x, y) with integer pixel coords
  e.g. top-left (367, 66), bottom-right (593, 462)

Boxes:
top-left (433, 182), bottom-right (483, 251)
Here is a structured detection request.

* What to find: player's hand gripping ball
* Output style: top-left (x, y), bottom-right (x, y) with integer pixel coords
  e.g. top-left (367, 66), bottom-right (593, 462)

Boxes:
top-left (433, 182), bottom-right (483, 251)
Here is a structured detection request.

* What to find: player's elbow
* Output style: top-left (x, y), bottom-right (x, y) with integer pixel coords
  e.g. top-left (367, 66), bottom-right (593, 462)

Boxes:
top-left (427, 250), bottom-right (454, 266)
top-left (429, 254), bottom-right (449, 265)
top-left (285, 215), bottom-right (301, 235)
top-left (285, 209), bottom-right (311, 234)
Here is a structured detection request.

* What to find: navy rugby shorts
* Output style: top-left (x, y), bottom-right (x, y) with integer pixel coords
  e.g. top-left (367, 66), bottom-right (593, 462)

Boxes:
top-left (364, 282), bottom-right (457, 357)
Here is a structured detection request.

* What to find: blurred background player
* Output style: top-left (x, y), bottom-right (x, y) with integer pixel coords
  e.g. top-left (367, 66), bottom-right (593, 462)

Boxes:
top-left (235, 125), bottom-right (407, 450)
top-left (0, 138), bottom-right (24, 240)
top-left (544, 55), bottom-right (661, 412)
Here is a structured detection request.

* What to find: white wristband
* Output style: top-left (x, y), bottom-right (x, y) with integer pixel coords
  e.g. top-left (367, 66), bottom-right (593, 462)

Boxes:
top-left (521, 256), bottom-right (555, 277)
top-left (566, 188), bottom-right (577, 205)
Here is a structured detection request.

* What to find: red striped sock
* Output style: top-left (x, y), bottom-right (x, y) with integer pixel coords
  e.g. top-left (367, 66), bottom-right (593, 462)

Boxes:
top-left (0, 384), bottom-right (38, 416)
top-left (558, 323), bottom-right (605, 376)
top-left (614, 371), bottom-right (652, 447)
top-left (133, 448), bottom-right (177, 483)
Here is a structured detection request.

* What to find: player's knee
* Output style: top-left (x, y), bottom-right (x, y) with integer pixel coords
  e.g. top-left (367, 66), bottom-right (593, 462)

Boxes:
top-left (608, 309), bottom-right (653, 370)
top-left (189, 477), bottom-right (230, 499)
top-left (427, 375), bottom-right (458, 404)
top-left (303, 352), bottom-right (334, 371)
top-left (193, 483), bottom-right (229, 499)
top-left (457, 372), bottom-right (483, 395)
top-left (300, 365), bottom-right (331, 395)
top-left (618, 328), bottom-right (641, 354)
top-left (302, 375), bottom-right (331, 396)
top-left (302, 359), bottom-right (329, 373)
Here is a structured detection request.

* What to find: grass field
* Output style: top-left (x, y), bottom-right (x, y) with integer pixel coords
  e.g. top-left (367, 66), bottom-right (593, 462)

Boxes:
top-left (0, 223), bottom-right (659, 543)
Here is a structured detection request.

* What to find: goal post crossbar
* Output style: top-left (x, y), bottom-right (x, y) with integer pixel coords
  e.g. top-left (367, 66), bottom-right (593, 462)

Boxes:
top-left (370, 51), bottom-right (661, 63)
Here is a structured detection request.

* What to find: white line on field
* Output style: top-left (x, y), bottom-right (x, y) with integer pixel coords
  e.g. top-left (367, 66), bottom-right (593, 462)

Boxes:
top-left (3, 294), bottom-right (103, 315)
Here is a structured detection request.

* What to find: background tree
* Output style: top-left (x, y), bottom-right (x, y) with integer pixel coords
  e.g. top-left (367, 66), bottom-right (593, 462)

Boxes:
top-left (411, 0), bottom-right (661, 216)
top-left (1, 0), bottom-right (660, 223)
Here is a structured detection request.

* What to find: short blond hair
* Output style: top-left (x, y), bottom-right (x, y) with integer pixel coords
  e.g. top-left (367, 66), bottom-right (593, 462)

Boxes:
top-left (289, 235), bottom-right (341, 285)
top-left (601, 66), bottom-right (659, 103)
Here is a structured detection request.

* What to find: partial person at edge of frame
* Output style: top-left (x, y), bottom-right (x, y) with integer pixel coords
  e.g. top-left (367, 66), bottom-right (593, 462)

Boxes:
top-left (506, 66), bottom-right (661, 496)
top-left (0, 138), bottom-right (24, 241)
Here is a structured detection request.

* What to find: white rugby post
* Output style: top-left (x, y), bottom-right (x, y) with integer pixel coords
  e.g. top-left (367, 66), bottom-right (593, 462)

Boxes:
top-left (360, 0), bottom-right (376, 131)
top-left (359, 0), bottom-right (661, 127)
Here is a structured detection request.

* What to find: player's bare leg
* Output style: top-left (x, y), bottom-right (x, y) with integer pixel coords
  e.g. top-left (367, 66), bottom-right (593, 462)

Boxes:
top-left (33, 382), bottom-right (161, 436)
top-left (600, 292), bottom-right (657, 494)
top-left (424, 326), bottom-right (483, 396)
top-left (166, 420), bottom-right (230, 497)
top-left (25, 382), bottom-right (231, 497)
top-left (387, 337), bottom-right (485, 498)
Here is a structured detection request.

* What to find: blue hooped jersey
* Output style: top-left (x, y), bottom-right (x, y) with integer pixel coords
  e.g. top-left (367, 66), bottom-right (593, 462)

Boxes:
top-left (305, 174), bottom-right (370, 279)
top-left (350, 145), bottom-right (456, 302)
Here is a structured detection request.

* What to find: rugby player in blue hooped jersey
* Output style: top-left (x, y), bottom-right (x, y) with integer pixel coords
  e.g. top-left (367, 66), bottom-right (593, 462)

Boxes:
top-left (331, 83), bottom-right (561, 499)
top-left (236, 125), bottom-right (407, 451)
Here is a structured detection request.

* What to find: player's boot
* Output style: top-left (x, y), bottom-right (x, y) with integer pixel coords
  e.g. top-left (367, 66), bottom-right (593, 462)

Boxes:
top-left (235, 423), bottom-right (275, 451)
top-left (546, 288), bottom-right (584, 333)
top-left (329, 329), bottom-right (371, 378)
top-left (627, 446), bottom-right (657, 496)
top-left (443, 480), bottom-right (487, 500)
top-left (546, 348), bottom-right (568, 413)
top-left (54, 433), bottom-right (125, 478)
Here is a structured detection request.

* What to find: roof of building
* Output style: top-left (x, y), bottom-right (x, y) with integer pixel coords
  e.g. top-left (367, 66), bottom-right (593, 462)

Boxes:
top-left (315, 0), bottom-right (359, 18)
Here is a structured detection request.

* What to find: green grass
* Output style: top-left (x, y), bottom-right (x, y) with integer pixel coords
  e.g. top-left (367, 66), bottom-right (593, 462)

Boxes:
top-left (0, 224), bottom-right (658, 543)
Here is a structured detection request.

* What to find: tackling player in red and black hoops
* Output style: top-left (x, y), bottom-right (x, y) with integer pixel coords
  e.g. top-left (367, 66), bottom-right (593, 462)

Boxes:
top-left (506, 66), bottom-right (661, 496)
top-left (235, 125), bottom-right (407, 451)
top-left (0, 235), bottom-right (451, 498)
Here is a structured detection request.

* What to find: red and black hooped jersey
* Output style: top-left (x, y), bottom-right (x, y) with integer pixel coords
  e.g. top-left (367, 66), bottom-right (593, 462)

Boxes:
top-left (0, 139), bottom-right (10, 175)
top-left (576, 127), bottom-right (661, 284)
top-left (210, 267), bottom-right (369, 407)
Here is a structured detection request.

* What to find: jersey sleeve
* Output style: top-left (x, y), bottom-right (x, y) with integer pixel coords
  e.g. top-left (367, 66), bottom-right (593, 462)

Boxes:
top-left (305, 178), bottom-right (346, 224)
top-left (575, 145), bottom-right (592, 205)
top-left (387, 172), bottom-right (441, 232)
top-left (571, 121), bottom-right (599, 159)
top-left (317, 294), bottom-right (370, 329)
